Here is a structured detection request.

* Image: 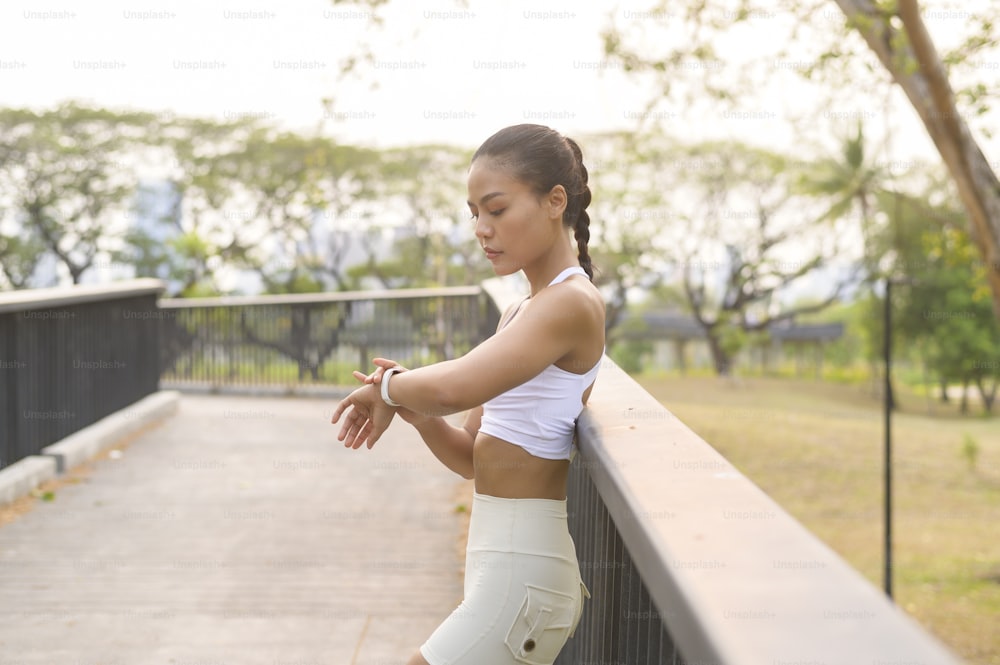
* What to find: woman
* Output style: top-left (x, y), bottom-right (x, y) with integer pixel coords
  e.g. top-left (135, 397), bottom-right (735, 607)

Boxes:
top-left (331, 123), bottom-right (605, 665)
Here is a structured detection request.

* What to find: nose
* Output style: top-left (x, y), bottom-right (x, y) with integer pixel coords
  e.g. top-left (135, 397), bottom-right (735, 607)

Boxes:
top-left (474, 215), bottom-right (492, 242)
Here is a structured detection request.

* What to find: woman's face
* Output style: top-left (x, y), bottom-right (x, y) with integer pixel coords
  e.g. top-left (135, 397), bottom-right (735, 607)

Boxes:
top-left (466, 159), bottom-right (565, 277)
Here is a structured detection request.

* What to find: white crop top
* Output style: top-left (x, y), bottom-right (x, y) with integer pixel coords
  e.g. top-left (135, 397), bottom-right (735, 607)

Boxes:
top-left (478, 266), bottom-right (602, 460)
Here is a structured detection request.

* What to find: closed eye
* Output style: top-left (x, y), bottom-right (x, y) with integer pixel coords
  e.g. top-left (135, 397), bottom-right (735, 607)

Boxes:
top-left (469, 208), bottom-right (505, 221)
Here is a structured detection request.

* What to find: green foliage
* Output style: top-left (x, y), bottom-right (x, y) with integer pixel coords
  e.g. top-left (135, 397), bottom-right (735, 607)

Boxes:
top-left (0, 232), bottom-right (46, 289)
top-left (347, 143), bottom-right (492, 288)
top-left (892, 210), bottom-right (1000, 413)
top-left (609, 338), bottom-right (652, 375)
top-left (0, 102), bottom-right (162, 285)
top-left (600, 0), bottom-right (1000, 320)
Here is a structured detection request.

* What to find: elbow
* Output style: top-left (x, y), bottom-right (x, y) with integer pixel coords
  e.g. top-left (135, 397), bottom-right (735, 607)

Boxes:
top-left (431, 384), bottom-right (467, 417)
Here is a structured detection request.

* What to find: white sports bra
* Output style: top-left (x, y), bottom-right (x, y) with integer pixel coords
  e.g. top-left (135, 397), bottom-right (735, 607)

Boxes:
top-left (478, 266), bottom-right (602, 460)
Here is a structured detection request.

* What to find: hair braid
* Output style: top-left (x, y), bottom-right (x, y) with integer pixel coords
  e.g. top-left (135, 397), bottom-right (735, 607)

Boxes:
top-left (564, 137), bottom-right (594, 281)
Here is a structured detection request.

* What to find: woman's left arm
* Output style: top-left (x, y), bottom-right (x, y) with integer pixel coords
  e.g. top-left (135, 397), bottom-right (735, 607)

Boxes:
top-left (381, 283), bottom-right (600, 416)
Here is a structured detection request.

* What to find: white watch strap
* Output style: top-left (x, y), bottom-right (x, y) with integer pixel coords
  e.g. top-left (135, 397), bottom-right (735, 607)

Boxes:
top-left (380, 367), bottom-right (402, 407)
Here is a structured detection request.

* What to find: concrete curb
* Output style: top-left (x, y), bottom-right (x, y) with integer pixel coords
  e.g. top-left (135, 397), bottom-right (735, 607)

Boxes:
top-left (0, 391), bottom-right (181, 506)
top-left (41, 391), bottom-right (180, 474)
top-left (0, 455), bottom-right (58, 506)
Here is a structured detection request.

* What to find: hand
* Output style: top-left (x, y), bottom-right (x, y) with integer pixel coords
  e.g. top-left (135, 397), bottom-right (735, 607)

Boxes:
top-left (351, 358), bottom-right (430, 426)
top-left (330, 383), bottom-right (396, 449)
top-left (351, 357), bottom-right (404, 387)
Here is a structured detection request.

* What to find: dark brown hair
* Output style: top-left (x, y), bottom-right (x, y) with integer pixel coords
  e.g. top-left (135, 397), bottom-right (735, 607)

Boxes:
top-left (471, 124), bottom-right (594, 280)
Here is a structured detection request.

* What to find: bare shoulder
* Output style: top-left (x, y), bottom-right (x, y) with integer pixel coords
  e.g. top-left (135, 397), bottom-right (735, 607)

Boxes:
top-left (530, 275), bottom-right (605, 336)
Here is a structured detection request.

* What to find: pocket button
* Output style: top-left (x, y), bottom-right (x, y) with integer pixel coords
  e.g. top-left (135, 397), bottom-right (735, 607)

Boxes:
top-left (523, 639), bottom-right (536, 652)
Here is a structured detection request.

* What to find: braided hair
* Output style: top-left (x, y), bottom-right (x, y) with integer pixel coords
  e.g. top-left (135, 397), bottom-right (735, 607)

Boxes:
top-left (471, 124), bottom-right (595, 280)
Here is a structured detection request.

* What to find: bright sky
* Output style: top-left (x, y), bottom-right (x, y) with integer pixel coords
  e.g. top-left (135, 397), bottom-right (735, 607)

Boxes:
top-left (1, 0), bottom-right (646, 147)
top-left (4, 0), bottom-right (993, 158)
top-left (4, 0), bottom-right (996, 177)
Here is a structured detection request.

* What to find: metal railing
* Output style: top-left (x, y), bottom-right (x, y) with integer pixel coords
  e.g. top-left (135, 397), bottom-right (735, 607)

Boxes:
top-left (158, 287), bottom-right (500, 392)
top-left (0, 280), bottom-right (164, 470)
top-left (562, 444), bottom-right (681, 664)
top-left (553, 358), bottom-right (962, 665)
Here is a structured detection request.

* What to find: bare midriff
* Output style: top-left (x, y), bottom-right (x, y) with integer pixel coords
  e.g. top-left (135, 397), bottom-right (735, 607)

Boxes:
top-left (472, 433), bottom-right (571, 500)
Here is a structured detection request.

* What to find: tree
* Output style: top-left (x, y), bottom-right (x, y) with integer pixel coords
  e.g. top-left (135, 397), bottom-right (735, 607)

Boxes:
top-left (133, 115), bottom-right (381, 296)
top-left (586, 130), bottom-right (675, 337)
top-left (796, 121), bottom-right (887, 273)
top-left (0, 103), bottom-right (162, 285)
top-left (891, 198), bottom-right (1000, 414)
top-left (836, 0), bottom-right (1000, 318)
top-left (602, 0), bottom-right (1000, 318)
top-left (666, 140), bottom-right (859, 374)
top-left (349, 143), bottom-right (494, 288)
top-left (0, 233), bottom-right (45, 290)
top-left (211, 127), bottom-right (380, 294)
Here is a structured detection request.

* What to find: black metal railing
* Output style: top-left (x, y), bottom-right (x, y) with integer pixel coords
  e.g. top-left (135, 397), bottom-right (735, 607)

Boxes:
top-left (550, 358), bottom-right (961, 665)
top-left (158, 287), bottom-right (500, 391)
top-left (0, 280), bottom-right (164, 470)
top-left (561, 451), bottom-right (681, 664)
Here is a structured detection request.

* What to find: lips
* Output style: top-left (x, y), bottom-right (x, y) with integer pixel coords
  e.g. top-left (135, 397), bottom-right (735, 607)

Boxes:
top-left (483, 247), bottom-right (502, 260)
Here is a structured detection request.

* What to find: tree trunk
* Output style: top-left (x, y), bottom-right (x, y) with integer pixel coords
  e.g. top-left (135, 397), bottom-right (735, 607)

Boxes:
top-left (674, 339), bottom-right (688, 375)
top-left (976, 376), bottom-right (997, 414)
top-left (834, 0), bottom-right (1000, 319)
top-left (705, 329), bottom-right (732, 376)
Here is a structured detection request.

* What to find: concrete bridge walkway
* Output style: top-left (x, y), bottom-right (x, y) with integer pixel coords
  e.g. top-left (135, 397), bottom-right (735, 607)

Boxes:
top-left (0, 394), bottom-right (470, 665)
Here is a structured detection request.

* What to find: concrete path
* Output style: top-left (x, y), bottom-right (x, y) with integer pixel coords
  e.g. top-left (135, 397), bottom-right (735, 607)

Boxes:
top-left (0, 394), bottom-right (470, 665)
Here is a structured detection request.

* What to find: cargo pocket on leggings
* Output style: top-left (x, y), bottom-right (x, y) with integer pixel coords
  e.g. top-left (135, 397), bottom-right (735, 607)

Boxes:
top-left (504, 584), bottom-right (578, 665)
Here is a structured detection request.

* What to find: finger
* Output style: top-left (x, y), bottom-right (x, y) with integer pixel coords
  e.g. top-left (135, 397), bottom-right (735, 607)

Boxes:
top-left (338, 408), bottom-right (360, 442)
top-left (366, 407), bottom-right (394, 449)
top-left (354, 420), bottom-right (373, 449)
top-left (371, 359), bottom-right (404, 385)
top-left (352, 370), bottom-right (368, 384)
top-left (352, 418), bottom-right (371, 449)
top-left (367, 419), bottom-right (392, 449)
top-left (331, 398), bottom-right (350, 424)
top-left (344, 419), bottom-right (361, 448)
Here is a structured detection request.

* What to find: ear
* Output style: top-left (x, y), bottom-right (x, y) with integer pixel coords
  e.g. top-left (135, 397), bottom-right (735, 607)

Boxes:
top-left (546, 184), bottom-right (568, 221)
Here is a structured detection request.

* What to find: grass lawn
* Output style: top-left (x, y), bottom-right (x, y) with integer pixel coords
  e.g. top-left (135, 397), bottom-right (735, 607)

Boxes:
top-left (635, 373), bottom-right (1000, 665)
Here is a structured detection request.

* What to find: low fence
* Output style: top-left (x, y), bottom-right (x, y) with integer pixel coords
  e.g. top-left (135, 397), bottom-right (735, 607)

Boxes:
top-left (158, 287), bottom-right (500, 391)
top-left (555, 359), bottom-right (962, 665)
top-left (0, 280), bottom-right (164, 470)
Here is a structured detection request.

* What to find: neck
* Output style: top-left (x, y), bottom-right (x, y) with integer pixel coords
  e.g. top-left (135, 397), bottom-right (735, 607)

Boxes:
top-left (523, 243), bottom-right (580, 297)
